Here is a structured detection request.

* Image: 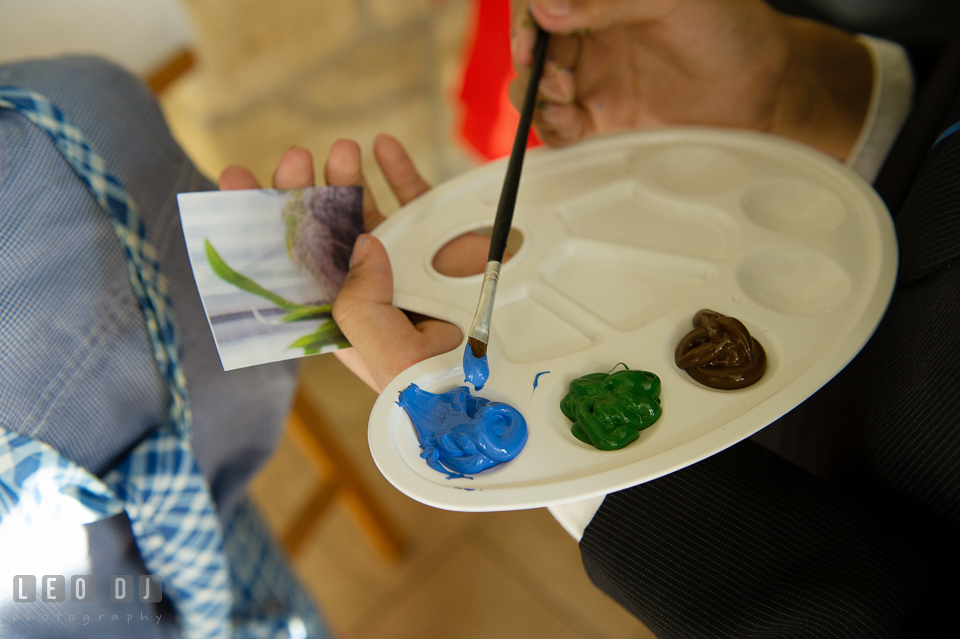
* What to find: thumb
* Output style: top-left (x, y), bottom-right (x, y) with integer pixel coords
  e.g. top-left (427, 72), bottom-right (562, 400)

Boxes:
top-left (334, 234), bottom-right (398, 335)
top-left (332, 234), bottom-right (462, 390)
top-left (530, 0), bottom-right (665, 32)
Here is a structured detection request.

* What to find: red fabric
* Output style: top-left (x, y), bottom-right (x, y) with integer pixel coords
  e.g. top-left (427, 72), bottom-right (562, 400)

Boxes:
top-left (458, 0), bottom-right (542, 160)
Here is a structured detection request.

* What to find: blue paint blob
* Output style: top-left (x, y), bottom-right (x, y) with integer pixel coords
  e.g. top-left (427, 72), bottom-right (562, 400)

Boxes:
top-left (533, 371), bottom-right (551, 391)
top-left (398, 384), bottom-right (527, 479)
top-left (462, 343), bottom-right (489, 390)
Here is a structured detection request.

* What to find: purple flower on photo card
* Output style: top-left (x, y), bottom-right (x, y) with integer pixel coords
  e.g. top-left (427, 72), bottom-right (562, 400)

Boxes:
top-left (283, 185), bottom-right (364, 301)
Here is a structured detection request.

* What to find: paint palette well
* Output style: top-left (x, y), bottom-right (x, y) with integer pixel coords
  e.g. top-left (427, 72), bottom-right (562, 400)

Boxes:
top-left (367, 128), bottom-right (897, 512)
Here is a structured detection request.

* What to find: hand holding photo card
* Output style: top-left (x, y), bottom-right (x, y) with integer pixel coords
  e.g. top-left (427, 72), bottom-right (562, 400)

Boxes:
top-left (177, 186), bottom-right (364, 370)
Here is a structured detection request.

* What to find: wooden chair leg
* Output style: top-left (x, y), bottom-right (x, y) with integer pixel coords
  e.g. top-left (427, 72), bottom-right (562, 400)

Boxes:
top-left (146, 48), bottom-right (195, 94)
top-left (281, 479), bottom-right (339, 555)
top-left (282, 388), bottom-right (406, 562)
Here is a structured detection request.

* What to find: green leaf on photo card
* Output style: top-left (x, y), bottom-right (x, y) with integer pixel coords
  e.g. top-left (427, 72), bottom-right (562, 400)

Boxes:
top-left (289, 320), bottom-right (349, 355)
top-left (280, 305), bottom-right (333, 323)
top-left (204, 238), bottom-right (351, 355)
top-left (205, 239), bottom-right (302, 311)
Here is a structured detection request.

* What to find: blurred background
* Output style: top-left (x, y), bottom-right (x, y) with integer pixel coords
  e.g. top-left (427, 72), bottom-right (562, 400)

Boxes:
top-left (0, 1), bottom-right (652, 637)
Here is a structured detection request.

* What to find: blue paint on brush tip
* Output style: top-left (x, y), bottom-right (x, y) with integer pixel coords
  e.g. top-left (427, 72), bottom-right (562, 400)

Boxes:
top-left (462, 343), bottom-right (489, 390)
top-left (397, 384), bottom-right (527, 480)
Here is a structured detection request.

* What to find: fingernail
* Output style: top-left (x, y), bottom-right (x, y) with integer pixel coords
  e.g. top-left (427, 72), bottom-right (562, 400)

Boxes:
top-left (349, 234), bottom-right (370, 268)
top-left (537, 0), bottom-right (571, 17)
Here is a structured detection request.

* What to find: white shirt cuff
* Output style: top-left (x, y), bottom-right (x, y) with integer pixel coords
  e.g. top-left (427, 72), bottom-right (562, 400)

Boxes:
top-left (846, 34), bottom-right (914, 183)
top-left (547, 495), bottom-right (606, 542)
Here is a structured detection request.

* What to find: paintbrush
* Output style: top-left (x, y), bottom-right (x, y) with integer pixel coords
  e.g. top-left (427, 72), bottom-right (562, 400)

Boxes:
top-left (467, 24), bottom-right (550, 359)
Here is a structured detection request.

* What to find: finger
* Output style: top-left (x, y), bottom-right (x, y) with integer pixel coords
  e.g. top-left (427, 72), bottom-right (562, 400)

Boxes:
top-left (333, 234), bottom-right (462, 390)
top-left (272, 147), bottom-right (315, 189)
top-left (538, 102), bottom-right (582, 131)
top-left (218, 165), bottom-right (261, 190)
top-left (373, 134), bottom-right (431, 206)
top-left (324, 139), bottom-right (385, 231)
top-left (510, 70), bottom-right (588, 147)
top-left (512, 6), bottom-right (537, 68)
top-left (530, 0), bottom-right (665, 32)
top-left (513, 12), bottom-right (581, 71)
top-left (539, 59), bottom-right (577, 103)
top-left (510, 41), bottom-right (578, 113)
top-left (533, 102), bottom-right (589, 146)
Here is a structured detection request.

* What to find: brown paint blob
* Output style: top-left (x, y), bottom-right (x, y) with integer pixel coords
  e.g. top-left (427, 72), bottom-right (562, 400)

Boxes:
top-left (675, 310), bottom-right (766, 390)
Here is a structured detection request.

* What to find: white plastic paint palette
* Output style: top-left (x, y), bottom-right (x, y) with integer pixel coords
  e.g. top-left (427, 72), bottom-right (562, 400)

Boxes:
top-left (368, 128), bottom-right (897, 511)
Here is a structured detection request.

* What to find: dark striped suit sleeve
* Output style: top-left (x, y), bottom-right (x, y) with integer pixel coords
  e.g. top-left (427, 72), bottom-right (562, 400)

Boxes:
top-left (580, 440), bottom-right (952, 638)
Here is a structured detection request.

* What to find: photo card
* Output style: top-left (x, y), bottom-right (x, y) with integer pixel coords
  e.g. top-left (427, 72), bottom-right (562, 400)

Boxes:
top-left (177, 186), bottom-right (364, 370)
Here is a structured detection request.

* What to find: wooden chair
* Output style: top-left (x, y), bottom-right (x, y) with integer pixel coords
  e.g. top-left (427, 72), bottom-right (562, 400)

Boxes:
top-left (280, 387), bottom-right (406, 562)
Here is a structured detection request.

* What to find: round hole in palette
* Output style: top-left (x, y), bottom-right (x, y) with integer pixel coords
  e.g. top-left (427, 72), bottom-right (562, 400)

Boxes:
top-left (430, 226), bottom-right (524, 278)
top-left (368, 128), bottom-right (897, 512)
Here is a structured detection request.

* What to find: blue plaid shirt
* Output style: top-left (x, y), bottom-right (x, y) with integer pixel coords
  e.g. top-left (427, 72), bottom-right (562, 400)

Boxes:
top-left (0, 58), bottom-right (329, 639)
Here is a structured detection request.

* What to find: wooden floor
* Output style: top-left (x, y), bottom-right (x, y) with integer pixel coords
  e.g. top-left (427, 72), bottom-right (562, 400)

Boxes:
top-left (160, 1), bottom-right (655, 637)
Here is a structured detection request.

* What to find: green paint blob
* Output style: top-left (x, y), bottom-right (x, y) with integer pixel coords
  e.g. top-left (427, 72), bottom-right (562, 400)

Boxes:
top-left (560, 368), bottom-right (662, 450)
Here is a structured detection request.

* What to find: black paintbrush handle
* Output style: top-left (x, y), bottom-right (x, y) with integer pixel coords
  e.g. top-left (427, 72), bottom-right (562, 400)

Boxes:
top-left (488, 25), bottom-right (550, 264)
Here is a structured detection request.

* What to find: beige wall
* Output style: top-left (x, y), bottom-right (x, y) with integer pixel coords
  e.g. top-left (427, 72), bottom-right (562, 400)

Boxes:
top-left (0, 0), bottom-right (193, 74)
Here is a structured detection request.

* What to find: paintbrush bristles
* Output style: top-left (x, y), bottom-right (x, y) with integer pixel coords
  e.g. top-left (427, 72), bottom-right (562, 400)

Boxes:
top-left (468, 337), bottom-right (487, 359)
